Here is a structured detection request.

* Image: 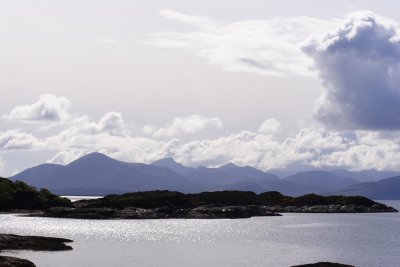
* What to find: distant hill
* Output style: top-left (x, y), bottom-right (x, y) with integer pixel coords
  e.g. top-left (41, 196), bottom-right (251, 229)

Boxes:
top-left (151, 158), bottom-right (195, 176)
top-left (284, 171), bottom-right (358, 191)
top-left (182, 164), bottom-right (323, 196)
top-left (331, 169), bottom-right (400, 182)
top-left (11, 163), bottom-right (64, 188)
top-left (334, 176), bottom-right (400, 199)
top-left (10, 153), bottom-right (400, 198)
top-left (219, 163), bottom-right (278, 180)
top-left (11, 153), bottom-right (189, 194)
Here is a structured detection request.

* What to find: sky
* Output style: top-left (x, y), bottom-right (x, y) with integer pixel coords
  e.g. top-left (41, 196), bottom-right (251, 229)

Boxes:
top-left (1, 0), bottom-right (400, 176)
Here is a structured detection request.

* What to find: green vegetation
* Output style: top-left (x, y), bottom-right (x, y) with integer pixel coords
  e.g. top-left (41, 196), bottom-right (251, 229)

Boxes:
top-left (0, 178), bottom-right (72, 210)
top-left (80, 190), bottom-right (378, 210)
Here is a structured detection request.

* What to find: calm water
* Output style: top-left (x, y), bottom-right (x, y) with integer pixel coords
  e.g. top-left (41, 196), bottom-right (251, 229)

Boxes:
top-left (1, 201), bottom-right (400, 267)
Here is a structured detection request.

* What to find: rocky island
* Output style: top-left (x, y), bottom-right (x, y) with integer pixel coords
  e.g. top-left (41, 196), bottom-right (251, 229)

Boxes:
top-left (0, 177), bottom-right (397, 219)
top-left (0, 234), bottom-right (73, 267)
top-left (0, 178), bottom-right (74, 266)
top-left (291, 262), bottom-right (354, 267)
top-left (43, 190), bottom-right (397, 219)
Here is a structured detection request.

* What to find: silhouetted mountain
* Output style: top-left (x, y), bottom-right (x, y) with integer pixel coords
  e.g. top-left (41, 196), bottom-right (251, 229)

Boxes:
top-left (284, 171), bottom-right (358, 191)
top-left (11, 153), bottom-right (400, 198)
top-left (219, 163), bottom-right (279, 180)
top-left (181, 165), bottom-right (323, 196)
top-left (334, 176), bottom-right (400, 199)
top-left (12, 163), bottom-right (64, 188)
top-left (11, 153), bottom-right (188, 194)
top-left (272, 167), bottom-right (400, 183)
top-left (331, 169), bottom-right (400, 182)
top-left (151, 158), bottom-right (195, 175)
top-left (330, 169), bottom-right (376, 182)
top-left (220, 179), bottom-right (325, 196)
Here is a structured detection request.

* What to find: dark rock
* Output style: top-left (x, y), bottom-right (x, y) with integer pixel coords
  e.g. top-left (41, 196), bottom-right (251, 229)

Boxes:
top-left (0, 234), bottom-right (72, 251)
top-left (291, 262), bottom-right (354, 267)
top-left (44, 205), bottom-right (281, 219)
top-left (0, 256), bottom-right (35, 267)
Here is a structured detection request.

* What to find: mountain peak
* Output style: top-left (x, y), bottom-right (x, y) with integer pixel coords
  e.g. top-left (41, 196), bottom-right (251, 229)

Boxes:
top-left (152, 157), bottom-right (180, 166)
top-left (66, 152), bottom-right (116, 167)
top-left (81, 152), bottom-right (111, 159)
top-left (220, 162), bottom-right (240, 169)
top-left (151, 158), bottom-right (195, 176)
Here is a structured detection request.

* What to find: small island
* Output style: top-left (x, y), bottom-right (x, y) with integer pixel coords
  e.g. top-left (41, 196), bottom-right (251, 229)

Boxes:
top-left (291, 263), bottom-right (354, 267)
top-left (44, 190), bottom-right (397, 219)
top-left (0, 177), bottom-right (397, 220)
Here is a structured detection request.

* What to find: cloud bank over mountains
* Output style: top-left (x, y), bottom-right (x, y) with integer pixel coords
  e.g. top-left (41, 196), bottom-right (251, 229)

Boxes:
top-left (143, 115), bottom-right (223, 137)
top-left (2, 11), bottom-right (400, 174)
top-left (2, 95), bottom-right (400, 173)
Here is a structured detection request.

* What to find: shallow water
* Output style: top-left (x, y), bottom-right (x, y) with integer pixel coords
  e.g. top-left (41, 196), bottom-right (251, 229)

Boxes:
top-left (1, 201), bottom-right (400, 267)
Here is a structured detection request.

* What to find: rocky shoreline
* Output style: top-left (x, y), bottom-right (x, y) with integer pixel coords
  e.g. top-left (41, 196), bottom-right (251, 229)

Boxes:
top-left (291, 262), bottom-right (354, 267)
top-left (41, 202), bottom-right (397, 219)
top-left (34, 190), bottom-right (397, 219)
top-left (43, 205), bottom-right (281, 219)
top-left (0, 255), bottom-right (35, 267)
top-left (0, 234), bottom-right (73, 267)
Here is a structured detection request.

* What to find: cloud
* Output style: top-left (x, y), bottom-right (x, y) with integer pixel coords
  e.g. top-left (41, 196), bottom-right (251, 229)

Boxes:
top-left (171, 128), bottom-right (351, 170)
top-left (143, 115), bottom-right (223, 137)
top-left (311, 131), bottom-right (400, 170)
top-left (258, 118), bottom-right (281, 134)
top-left (0, 157), bottom-right (5, 173)
top-left (5, 116), bottom-right (400, 172)
top-left (149, 9), bottom-right (336, 76)
top-left (45, 111), bottom-right (128, 149)
top-left (303, 11), bottom-right (400, 130)
top-left (0, 129), bottom-right (40, 150)
top-left (4, 95), bottom-right (400, 172)
top-left (97, 39), bottom-right (120, 44)
top-left (97, 112), bottom-right (126, 136)
top-left (4, 94), bottom-right (71, 123)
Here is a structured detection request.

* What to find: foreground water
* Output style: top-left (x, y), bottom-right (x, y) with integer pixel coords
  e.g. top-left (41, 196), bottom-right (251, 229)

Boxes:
top-left (1, 201), bottom-right (400, 267)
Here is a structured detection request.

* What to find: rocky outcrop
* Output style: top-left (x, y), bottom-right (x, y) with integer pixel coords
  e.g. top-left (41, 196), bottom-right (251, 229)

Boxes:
top-left (42, 201), bottom-right (397, 219)
top-left (0, 234), bottom-right (72, 251)
top-left (264, 203), bottom-right (398, 213)
top-left (0, 234), bottom-right (73, 267)
top-left (44, 205), bottom-right (281, 219)
top-left (40, 190), bottom-right (398, 219)
top-left (0, 256), bottom-right (35, 267)
top-left (291, 262), bottom-right (354, 267)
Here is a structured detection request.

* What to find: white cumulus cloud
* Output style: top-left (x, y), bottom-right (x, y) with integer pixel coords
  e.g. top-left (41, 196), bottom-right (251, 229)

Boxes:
top-left (0, 129), bottom-right (40, 150)
top-left (258, 118), bottom-right (281, 134)
top-left (143, 115), bottom-right (223, 137)
top-left (4, 94), bottom-right (71, 123)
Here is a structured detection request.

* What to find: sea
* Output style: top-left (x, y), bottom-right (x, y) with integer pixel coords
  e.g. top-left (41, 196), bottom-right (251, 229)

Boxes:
top-left (1, 199), bottom-right (399, 267)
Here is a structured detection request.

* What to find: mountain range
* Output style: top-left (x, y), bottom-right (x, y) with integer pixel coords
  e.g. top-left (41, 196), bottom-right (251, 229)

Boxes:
top-left (9, 152), bottom-right (400, 199)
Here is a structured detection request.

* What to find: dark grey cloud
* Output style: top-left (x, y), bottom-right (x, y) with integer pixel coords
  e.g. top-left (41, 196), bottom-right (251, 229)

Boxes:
top-left (303, 11), bottom-right (400, 130)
